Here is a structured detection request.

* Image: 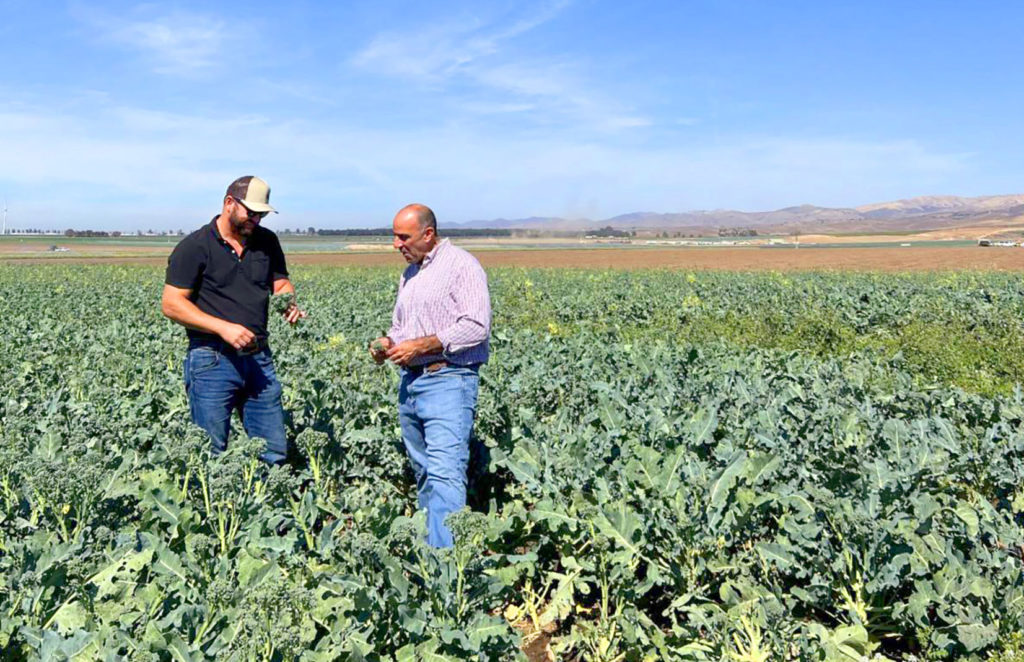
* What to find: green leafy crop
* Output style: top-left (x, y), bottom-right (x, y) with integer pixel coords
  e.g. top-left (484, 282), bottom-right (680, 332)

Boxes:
top-left (2, 264), bottom-right (1024, 660)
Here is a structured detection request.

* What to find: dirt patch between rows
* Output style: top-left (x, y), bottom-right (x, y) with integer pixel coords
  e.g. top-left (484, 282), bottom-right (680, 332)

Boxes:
top-left (3, 246), bottom-right (1024, 271)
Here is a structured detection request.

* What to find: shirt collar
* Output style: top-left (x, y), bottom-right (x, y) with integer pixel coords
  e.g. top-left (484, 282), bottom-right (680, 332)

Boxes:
top-left (209, 217), bottom-right (225, 242)
top-left (420, 238), bottom-right (449, 267)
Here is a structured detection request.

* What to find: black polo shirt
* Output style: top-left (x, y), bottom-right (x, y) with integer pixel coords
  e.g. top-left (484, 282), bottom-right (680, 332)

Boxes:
top-left (165, 217), bottom-right (288, 341)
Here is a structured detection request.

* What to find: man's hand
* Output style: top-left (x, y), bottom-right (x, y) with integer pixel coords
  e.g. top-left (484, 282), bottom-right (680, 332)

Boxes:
top-left (283, 302), bottom-right (307, 325)
top-left (385, 335), bottom-right (442, 366)
top-left (385, 339), bottom-right (424, 366)
top-left (272, 280), bottom-right (306, 325)
top-left (219, 322), bottom-right (256, 350)
top-left (369, 336), bottom-right (393, 364)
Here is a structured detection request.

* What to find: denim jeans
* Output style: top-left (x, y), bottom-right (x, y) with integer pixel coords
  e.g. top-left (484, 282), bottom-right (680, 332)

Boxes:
top-left (183, 342), bottom-right (289, 464)
top-left (398, 364), bottom-right (480, 548)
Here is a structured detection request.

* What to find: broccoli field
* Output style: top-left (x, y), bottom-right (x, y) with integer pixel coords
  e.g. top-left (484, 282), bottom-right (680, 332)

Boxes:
top-left (5, 264), bottom-right (1024, 661)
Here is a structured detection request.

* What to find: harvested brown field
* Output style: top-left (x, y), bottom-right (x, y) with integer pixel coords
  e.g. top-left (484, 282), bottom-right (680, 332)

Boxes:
top-left (4, 246), bottom-right (1024, 271)
top-left (301, 246), bottom-right (1024, 271)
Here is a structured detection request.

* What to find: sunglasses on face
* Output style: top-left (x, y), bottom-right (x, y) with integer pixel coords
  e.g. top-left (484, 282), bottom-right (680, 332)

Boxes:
top-left (233, 197), bottom-right (269, 221)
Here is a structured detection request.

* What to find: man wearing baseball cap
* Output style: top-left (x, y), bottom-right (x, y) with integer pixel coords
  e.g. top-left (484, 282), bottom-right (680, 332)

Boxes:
top-left (161, 176), bottom-right (305, 463)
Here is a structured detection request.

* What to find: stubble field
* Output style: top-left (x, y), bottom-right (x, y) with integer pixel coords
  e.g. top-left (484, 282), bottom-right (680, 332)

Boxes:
top-left (3, 242), bottom-right (1024, 272)
top-left (294, 246), bottom-right (1024, 272)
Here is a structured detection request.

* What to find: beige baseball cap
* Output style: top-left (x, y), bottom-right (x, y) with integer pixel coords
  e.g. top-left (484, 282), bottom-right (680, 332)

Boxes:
top-left (226, 175), bottom-right (277, 213)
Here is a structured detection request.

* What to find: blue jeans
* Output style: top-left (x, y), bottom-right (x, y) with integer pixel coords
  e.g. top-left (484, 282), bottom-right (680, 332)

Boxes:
top-left (183, 342), bottom-right (289, 464)
top-left (398, 364), bottom-right (480, 548)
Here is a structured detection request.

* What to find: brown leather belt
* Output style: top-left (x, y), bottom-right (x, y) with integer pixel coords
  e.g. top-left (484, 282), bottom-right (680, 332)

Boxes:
top-left (407, 360), bottom-right (449, 374)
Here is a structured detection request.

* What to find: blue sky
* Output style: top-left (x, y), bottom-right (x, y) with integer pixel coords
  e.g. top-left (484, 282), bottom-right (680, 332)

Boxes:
top-left (2, 1), bottom-right (1023, 230)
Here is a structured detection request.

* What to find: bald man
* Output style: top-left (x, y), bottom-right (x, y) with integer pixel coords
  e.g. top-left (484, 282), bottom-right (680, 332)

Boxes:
top-left (370, 204), bottom-right (491, 548)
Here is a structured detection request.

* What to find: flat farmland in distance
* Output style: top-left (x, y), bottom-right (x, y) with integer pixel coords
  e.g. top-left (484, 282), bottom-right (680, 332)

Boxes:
top-left (4, 241), bottom-right (1024, 271)
top-left (295, 245), bottom-right (1024, 271)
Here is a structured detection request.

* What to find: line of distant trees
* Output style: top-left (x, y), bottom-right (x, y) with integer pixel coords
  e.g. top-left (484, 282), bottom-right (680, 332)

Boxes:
top-left (64, 229), bottom-right (121, 237)
top-left (585, 226), bottom-right (634, 238)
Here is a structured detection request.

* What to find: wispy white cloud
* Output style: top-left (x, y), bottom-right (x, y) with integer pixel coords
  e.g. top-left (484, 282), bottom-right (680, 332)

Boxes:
top-left (351, 0), bottom-right (571, 80)
top-left (77, 6), bottom-right (234, 76)
top-left (350, 17), bottom-right (486, 80)
top-left (349, 1), bottom-right (649, 132)
top-left (469, 60), bottom-right (651, 131)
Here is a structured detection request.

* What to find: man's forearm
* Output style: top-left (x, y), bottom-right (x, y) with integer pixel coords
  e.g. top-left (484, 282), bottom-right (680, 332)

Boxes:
top-left (415, 335), bottom-right (443, 354)
top-left (162, 296), bottom-right (228, 336)
top-left (273, 278), bottom-right (295, 295)
top-left (384, 334), bottom-right (443, 366)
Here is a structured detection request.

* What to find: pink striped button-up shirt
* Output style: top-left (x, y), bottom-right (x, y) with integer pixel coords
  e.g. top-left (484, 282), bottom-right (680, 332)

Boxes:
top-left (387, 239), bottom-right (491, 366)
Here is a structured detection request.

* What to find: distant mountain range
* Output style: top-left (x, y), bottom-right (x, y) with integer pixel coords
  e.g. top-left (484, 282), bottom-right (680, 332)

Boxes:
top-left (450, 194), bottom-right (1024, 234)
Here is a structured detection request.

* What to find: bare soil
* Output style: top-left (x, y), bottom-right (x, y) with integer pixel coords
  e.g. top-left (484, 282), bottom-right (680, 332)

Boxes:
top-left (291, 246), bottom-right (1024, 271)
top-left (512, 619), bottom-right (556, 662)
top-left (4, 246), bottom-right (1024, 271)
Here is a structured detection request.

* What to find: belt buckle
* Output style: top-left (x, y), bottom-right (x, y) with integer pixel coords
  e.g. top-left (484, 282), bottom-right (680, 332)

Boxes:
top-left (237, 337), bottom-right (265, 356)
top-left (425, 361), bottom-right (447, 373)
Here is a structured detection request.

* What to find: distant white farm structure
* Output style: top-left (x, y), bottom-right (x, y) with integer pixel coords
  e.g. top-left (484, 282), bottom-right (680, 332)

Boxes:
top-left (5, 229), bottom-right (62, 236)
top-left (977, 238), bottom-right (1023, 247)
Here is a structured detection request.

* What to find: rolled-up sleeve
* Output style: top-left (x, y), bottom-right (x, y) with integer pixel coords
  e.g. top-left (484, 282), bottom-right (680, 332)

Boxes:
top-left (436, 262), bottom-right (491, 354)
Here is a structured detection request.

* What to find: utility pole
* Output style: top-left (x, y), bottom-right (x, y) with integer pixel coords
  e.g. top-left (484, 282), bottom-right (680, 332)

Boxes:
top-left (2, 198), bottom-right (7, 236)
